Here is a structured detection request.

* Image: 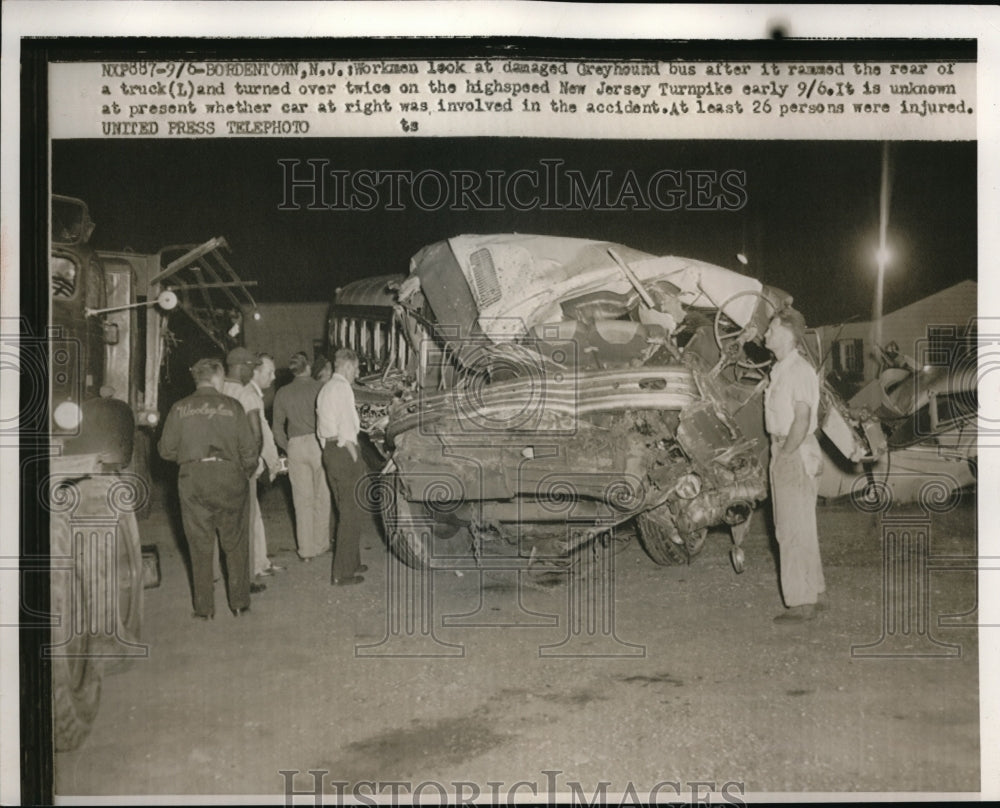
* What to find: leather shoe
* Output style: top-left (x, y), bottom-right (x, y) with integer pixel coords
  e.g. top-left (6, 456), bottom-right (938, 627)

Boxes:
top-left (355, 564), bottom-right (368, 574)
top-left (192, 612), bottom-right (213, 621)
top-left (258, 567), bottom-right (275, 577)
top-left (266, 561), bottom-right (286, 573)
top-left (249, 582), bottom-right (267, 594)
top-left (332, 575), bottom-right (364, 586)
top-left (231, 606), bottom-right (250, 617)
top-left (774, 604), bottom-right (817, 623)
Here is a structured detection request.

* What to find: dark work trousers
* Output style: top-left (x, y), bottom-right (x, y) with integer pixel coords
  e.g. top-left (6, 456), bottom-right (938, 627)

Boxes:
top-left (178, 460), bottom-right (251, 616)
top-left (322, 443), bottom-right (365, 581)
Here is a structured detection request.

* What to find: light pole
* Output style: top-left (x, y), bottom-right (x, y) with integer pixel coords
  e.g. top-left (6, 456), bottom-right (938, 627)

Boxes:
top-left (872, 141), bottom-right (892, 367)
top-left (873, 245), bottom-right (890, 350)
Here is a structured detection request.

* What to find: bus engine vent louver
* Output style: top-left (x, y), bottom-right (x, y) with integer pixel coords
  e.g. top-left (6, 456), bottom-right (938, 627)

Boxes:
top-left (469, 248), bottom-right (502, 308)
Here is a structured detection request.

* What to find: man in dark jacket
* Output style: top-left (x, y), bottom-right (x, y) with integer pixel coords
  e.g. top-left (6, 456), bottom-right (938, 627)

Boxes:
top-left (159, 358), bottom-right (259, 619)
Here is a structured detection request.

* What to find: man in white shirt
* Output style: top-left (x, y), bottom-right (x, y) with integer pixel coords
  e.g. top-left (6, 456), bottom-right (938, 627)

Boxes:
top-left (763, 307), bottom-right (826, 623)
top-left (236, 351), bottom-right (284, 581)
top-left (316, 348), bottom-right (367, 585)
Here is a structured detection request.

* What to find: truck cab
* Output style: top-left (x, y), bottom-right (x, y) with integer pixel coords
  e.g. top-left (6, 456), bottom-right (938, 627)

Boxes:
top-left (48, 195), bottom-right (256, 752)
top-left (50, 195), bottom-right (136, 468)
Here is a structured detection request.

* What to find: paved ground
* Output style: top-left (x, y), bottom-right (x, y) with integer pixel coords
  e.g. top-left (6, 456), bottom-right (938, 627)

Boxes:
top-left (54, 478), bottom-right (980, 800)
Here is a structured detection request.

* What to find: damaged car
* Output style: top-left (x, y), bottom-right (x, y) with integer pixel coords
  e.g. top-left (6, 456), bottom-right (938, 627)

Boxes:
top-left (330, 234), bottom-right (884, 572)
top-left (819, 349), bottom-right (977, 504)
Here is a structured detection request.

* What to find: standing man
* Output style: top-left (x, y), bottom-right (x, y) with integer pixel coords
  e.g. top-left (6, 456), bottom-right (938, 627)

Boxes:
top-left (763, 307), bottom-right (826, 623)
top-left (223, 346), bottom-right (256, 399)
top-left (273, 351), bottom-right (330, 562)
top-left (222, 347), bottom-right (269, 593)
top-left (158, 358), bottom-right (258, 619)
top-left (317, 348), bottom-right (368, 586)
top-left (242, 352), bottom-right (284, 581)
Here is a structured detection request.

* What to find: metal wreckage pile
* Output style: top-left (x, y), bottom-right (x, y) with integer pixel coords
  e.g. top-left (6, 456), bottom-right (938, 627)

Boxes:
top-left (332, 234), bottom-right (886, 573)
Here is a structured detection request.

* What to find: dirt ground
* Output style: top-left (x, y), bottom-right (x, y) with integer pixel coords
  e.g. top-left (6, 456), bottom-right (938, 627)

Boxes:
top-left (54, 476), bottom-right (980, 800)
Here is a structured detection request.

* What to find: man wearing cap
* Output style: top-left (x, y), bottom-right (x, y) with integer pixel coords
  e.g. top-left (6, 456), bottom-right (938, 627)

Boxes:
top-left (316, 348), bottom-right (368, 585)
top-left (158, 358), bottom-right (258, 618)
top-left (763, 307), bottom-right (826, 623)
top-left (223, 346), bottom-right (256, 399)
top-left (273, 351), bottom-right (330, 561)
top-left (223, 348), bottom-right (265, 593)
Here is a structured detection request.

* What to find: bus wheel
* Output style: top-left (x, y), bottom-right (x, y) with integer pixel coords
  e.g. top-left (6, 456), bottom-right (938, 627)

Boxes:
top-left (381, 475), bottom-right (472, 570)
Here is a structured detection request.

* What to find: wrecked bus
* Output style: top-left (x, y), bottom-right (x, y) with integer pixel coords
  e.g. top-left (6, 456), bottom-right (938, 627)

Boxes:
top-left (330, 234), bottom-right (884, 572)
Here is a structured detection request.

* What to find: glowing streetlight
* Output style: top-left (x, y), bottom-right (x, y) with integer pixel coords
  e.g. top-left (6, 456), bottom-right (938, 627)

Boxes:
top-left (872, 142), bottom-right (892, 357)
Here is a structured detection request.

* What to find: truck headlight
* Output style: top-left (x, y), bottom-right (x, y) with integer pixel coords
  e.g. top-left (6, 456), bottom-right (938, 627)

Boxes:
top-left (51, 256), bottom-right (77, 297)
top-left (53, 400), bottom-right (82, 430)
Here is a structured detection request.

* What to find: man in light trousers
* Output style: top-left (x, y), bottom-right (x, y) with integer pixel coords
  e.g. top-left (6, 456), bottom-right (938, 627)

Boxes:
top-left (273, 351), bottom-right (330, 561)
top-left (763, 307), bottom-right (826, 623)
top-left (239, 352), bottom-right (284, 580)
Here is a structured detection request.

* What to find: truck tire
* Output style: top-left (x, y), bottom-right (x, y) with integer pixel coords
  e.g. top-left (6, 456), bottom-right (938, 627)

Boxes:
top-left (636, 507), bottom-right (706, 566)
top-left (115, 508), bottom-right (143, 644)
top-left (74, 474), bottom-right (144, 671)
top-left (51, 625), bottom-right (102, 753)
top-left (124, 429), bottom-right (152, 521)
top-left (50, 507), bottom-right (102, 753)
top-left (103, 507), bottom-right (144, 675)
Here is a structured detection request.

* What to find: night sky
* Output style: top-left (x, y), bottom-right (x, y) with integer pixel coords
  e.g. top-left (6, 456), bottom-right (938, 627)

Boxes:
top-left (51, 138), bottom-right (976, 328)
